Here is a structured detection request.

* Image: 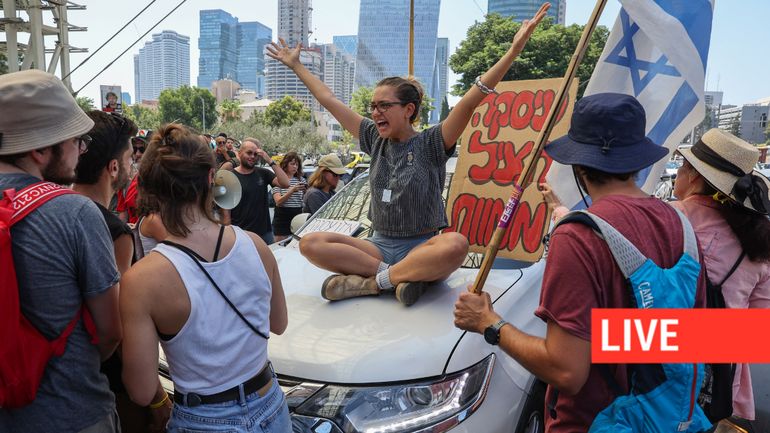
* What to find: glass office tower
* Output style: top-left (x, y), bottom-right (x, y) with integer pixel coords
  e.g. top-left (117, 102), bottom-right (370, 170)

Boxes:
top-left (355, 0), bottom-right (440, 107)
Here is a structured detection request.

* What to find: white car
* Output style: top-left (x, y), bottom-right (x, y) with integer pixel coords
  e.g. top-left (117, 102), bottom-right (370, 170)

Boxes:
top-left (268, 161), bottom-right (548, 433)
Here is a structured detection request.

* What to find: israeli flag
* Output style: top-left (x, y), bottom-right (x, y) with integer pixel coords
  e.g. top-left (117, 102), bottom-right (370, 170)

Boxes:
top-left (547, 0), bottom-right (714, 209)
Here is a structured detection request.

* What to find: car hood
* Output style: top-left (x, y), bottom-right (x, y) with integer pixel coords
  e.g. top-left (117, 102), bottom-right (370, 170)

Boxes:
top-left (269, 245), bottom-right (542, 384)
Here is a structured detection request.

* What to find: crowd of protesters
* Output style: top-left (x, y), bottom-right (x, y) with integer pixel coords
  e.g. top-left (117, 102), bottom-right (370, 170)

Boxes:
top-left (2, 3), bottom-right (769, 432)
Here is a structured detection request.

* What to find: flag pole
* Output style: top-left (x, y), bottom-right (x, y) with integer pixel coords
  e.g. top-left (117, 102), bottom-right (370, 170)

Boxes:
top-left (408, 0), bottom-right (415, 78)
top-left (469, 0), bottom-right (609, 294)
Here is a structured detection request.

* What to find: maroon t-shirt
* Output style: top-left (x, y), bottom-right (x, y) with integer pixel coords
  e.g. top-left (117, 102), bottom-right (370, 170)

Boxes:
top-left (534, 195), bottom-right (706, 433)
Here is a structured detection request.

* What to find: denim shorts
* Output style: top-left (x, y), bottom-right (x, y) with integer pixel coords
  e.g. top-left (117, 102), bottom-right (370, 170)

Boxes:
top-left (365, 231), bottom-right (435, 265)
top-left (167, 377), bottom-right (291, 433)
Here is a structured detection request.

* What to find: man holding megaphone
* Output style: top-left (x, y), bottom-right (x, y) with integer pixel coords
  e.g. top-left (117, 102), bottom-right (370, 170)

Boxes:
top-left (222, 138), bottom-right (290, 245)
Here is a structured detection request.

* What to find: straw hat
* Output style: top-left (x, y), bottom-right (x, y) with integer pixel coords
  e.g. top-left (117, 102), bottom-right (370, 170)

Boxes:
top-left (679, 128), bottom-right (770, 214)
top-left (0, 70), bottom-right (94, 156)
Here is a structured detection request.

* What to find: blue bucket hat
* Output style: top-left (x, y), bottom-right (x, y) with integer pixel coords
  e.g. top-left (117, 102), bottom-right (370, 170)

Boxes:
top-left (545, 93), bottom-right (668, 173)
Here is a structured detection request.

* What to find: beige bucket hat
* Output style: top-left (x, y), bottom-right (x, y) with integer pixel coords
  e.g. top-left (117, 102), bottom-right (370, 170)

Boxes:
top-left (0, 70), bottom-right (94, 156)
top-left (679, 128), bottom-right (770, 214)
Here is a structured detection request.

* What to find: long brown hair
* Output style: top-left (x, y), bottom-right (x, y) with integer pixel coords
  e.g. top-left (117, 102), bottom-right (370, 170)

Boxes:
top-left (280, 151), bottom-right (303, 178)
top-left (138, 124), bottom-right (217, 237)
top-left (699, 182), bottom-right (770, 262)
top-left (308, 168), bottom-right (334, 190)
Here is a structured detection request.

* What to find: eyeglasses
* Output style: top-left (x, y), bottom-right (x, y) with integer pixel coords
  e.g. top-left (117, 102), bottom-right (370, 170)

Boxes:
top-left (368, 101), bottom-right (406, 114)
top-left (77, 134), bottom-right (92, 154)
top-left (133, 145), bottom-right (145, 154)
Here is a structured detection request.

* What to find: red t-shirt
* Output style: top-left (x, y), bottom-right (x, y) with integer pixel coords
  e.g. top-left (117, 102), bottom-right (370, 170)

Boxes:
top-left (116, 176), bottom-right (139, 224)
top-left (534, 195), bottom-right (706, 433)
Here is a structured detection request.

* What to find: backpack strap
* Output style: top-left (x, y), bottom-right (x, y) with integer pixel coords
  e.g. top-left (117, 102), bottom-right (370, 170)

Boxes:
top-left (554, 208), bottom-right (700, 278)
top-left (555, 210), bottom-right (646, 279)
top-left (3, 182), bottom-right (75, 226)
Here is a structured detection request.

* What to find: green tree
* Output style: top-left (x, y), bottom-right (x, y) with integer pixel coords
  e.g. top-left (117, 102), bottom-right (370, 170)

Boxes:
top-left (219, 99), bottom-right (243, 123)
top-left (350, 86), bottom-right (374, 119)
top-left (420, 94), bottom-right (435, 126)
top-left (439, 96), bottom-right (450, 121)
top-left (158, 86), bottom-right (217, 132)
top-left (350, 84), bottom-right (434, 126)
top-left (766, 119), bottom-right (770, 144)
top-left (450, 15), bottom-right (609, 98)
top-left (729, 114), bottom-right (741, 138)
top-left (123, 104), bottom-right (161, 130)
top-left (76, 96), bottom-right (95, 112)
top-left (263, 95), bottom-right (311, 128)
top-left (0, 52), bottom-right (23, 75)
top-left (0, 53), bottom-right (8, 75)
top-left (218, 118), bottom-right (328, 157)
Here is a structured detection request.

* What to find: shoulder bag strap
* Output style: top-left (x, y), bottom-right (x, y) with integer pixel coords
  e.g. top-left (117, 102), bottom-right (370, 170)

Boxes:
top-left (718, 251), bottom-right (746, 286)
top-left (161, 236), bottom-right (269, 340)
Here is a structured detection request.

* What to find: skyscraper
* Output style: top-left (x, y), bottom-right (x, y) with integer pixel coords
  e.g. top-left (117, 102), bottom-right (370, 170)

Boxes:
top-left (333, 35), bottom-right (358, 59)
top-left (277, 0), bottom-right (311, 47)
top-left (134, 30), bottom-right (190, 102)
top-left (355, 0), bottom-right (441, 108)
top-left (430, 37), bottom-right (448, 123)
top-left (198, 10), bottom-right (238, 89)
top-left (265, 0), bottom-right (321, 111)
top-left (321, 43), bottom-right (355, 106)
top-left (237, 21), bottom-right (272, 95)
top-left (488, 0), bottom-right (566, 25)
top-left (197, 10), bottom-right (272, 93)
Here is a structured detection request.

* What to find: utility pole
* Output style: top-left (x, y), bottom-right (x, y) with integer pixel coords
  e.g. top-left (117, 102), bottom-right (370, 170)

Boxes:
top-left (199, 94), bottom-right (206, 131)
top-left (408, 0), bottom-right (414, 78)
top-left (1, 1), bottom-right (88, 93)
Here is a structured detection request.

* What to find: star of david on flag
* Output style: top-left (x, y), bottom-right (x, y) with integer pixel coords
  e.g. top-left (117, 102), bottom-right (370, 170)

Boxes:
top-left (547, 0), bottom-right (715, 210)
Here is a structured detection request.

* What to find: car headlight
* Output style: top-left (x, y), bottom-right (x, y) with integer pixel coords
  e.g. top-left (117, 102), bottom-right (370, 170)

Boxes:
top-left (294, 354), bottom-right (495, 433)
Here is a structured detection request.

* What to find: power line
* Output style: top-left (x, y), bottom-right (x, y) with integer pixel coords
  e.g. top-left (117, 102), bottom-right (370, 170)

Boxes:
top-left (75, 0), bottom-right (188, 95)
top-left (63, 0), bottom-right (159, 81)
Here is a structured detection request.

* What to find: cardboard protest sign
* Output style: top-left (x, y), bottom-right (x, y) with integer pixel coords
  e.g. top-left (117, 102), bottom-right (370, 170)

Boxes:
top-left (445, 78), bottom-right (578, 262)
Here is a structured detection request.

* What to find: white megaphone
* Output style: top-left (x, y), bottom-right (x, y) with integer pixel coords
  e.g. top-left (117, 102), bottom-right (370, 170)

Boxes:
top-left (212, 170), bottom-right (242, 209)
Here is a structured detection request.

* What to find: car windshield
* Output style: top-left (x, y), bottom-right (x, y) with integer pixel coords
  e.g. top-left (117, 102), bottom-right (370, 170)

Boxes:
top-left (300, 163), bottom-right (527, 269)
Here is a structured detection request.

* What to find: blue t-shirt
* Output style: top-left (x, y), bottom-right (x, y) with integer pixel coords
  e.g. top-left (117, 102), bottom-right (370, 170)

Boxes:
top-left (0, 173), bottom-right (119, 432)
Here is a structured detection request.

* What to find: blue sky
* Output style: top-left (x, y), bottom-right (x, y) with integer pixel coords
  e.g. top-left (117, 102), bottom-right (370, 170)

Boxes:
top-left (55, 0), bottom-right (768, 107)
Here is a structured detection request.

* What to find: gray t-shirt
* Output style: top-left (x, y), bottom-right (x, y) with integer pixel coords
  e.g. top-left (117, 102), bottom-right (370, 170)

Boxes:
top-left (0, 173), bottom-right (119, 432)
top-left (359, 118), bottom-right (455, 237)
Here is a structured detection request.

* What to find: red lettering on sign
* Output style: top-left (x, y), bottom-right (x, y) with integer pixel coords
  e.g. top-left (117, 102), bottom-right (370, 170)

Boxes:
top-left (472, 90), bottom-right (571, 140)
top-left (467, 130), bottom-right (538, 187)
top-left (446, 194), bottom-right (548, 254)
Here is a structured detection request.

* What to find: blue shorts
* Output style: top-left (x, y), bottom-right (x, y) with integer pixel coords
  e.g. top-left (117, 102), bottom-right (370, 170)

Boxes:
top-left (365, 231), bottom-right (435, 265)
top-left (167, 377), bottom-right (290, 433)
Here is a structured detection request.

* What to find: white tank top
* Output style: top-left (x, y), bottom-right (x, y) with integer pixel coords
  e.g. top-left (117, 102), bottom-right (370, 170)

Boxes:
top-left (137, 217), bottom-right (158, 254)
top-left (153, 226), bottom-right (272, 394)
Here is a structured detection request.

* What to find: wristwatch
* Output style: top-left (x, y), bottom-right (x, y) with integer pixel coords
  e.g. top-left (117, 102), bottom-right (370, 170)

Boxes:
top-left (268, 160), bottom-right (277, 166)
top-left (483, 319), bottom-right (508, 345)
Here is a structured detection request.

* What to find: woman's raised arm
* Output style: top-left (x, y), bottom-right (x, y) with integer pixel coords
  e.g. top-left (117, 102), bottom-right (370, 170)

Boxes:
top-left (441, 3), bottom-right (550, 149)
top-left (266, 38), bottom-right (364, 140)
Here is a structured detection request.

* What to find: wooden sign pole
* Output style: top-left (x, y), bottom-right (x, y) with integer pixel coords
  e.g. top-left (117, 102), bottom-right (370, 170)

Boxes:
top-left (470, 0), bottom-right (609, 294)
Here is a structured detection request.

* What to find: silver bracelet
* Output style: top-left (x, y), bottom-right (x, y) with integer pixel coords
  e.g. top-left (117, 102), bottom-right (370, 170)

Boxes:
top-left (474, 76), bottom-right (499, 95)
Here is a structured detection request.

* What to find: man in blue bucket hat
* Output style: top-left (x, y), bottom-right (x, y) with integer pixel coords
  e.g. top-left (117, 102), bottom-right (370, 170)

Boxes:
top-left (454, 93), bottom-right (708, 432)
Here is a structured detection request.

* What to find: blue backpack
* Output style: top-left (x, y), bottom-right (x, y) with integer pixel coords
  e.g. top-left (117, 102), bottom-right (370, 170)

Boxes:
top-left (553, 209), bottom-right (712, 433)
